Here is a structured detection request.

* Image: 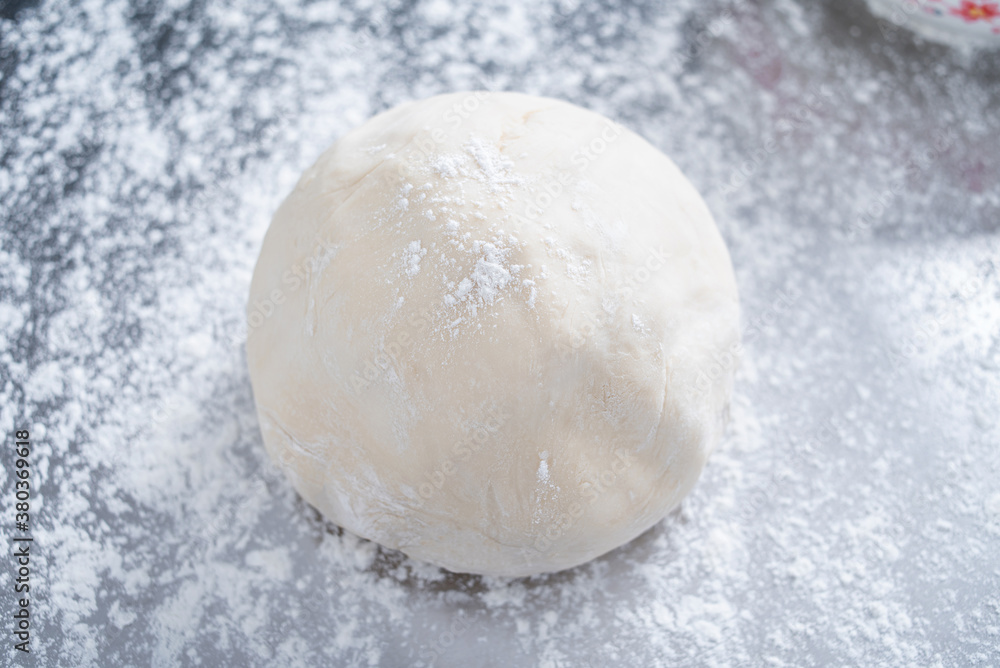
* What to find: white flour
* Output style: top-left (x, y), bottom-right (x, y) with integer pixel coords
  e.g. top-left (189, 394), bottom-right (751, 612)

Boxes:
top-left (0, 0), bottom-right (998, 666)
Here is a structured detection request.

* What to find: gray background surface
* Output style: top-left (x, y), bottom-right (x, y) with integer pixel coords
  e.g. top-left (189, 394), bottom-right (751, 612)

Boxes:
top-left (1, 0), bottom-right (998, 666)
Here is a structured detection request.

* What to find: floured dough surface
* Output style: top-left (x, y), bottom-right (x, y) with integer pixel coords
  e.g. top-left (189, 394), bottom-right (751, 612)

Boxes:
top-left (246, 91), bottom-right (740, 576)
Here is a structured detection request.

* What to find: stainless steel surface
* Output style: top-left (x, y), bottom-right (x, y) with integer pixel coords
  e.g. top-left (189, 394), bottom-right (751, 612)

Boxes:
top-left (0, 1), bottom-right (997, 666)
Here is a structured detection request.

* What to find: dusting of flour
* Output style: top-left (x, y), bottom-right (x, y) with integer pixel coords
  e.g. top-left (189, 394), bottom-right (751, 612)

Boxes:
top-left (1, 0), bottom-right (998, 666)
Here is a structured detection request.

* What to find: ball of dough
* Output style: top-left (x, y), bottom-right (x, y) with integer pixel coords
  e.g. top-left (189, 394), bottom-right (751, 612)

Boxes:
top-left (246, 91), bottom-right (740, 577)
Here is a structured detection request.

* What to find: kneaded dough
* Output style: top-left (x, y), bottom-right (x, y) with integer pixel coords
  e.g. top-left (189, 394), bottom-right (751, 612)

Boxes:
top-left (246, 91), bottom-right (740, 577)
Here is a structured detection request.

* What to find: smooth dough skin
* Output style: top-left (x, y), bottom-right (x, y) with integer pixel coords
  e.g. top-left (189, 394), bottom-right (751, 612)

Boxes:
top-left (246, 91), bottom-right (740, 577)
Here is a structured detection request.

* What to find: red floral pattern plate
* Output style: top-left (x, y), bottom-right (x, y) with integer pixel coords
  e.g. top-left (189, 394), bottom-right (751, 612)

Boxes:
top-left (867, 0), bottom-right (1000, 47)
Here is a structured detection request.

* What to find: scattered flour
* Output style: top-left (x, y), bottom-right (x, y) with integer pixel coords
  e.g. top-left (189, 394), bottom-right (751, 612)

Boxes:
top-left (404, 240), bottom-right (428, 277)
top-left (0, 0), bottom-right (998, 666)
